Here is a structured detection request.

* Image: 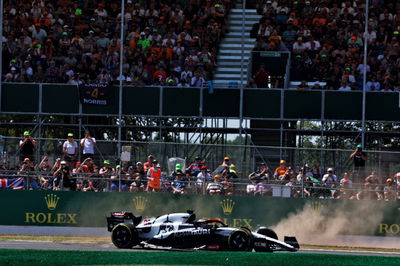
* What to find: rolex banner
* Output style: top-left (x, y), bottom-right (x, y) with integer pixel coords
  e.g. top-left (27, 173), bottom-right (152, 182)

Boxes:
top-left (78, 83), bottom-right (114, 105)
top-left (0, 191), bottom-right (399, 238)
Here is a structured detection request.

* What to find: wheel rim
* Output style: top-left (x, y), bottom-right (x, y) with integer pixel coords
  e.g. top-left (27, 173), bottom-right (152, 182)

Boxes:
top-left (232, 233), bottom-right (247, 249)
top-left (113, 226), bottom-right (131, 246)
top-left (230, 231), bottom-right (250, 250)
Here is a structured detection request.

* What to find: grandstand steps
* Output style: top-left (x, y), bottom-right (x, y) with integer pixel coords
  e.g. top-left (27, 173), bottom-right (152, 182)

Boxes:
top-left (219, 43), bottom-right (254, 49)
top-left (214, 68), bottom-right (247, 73)
top-left (220, 38), bottom-right (255, 45)
top-left (218, 50), bottom-right (251, 56)
top-left (212, 6), bottom-right (261, 86)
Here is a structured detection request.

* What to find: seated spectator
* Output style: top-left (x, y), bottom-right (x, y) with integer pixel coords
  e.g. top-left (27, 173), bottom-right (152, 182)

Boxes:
top-left (248, 163), bottom-right (270, 182)
top-left (274, 160), bottom-right (288, 180)
top-left (207, 175), bottom-right (224, 195)
top-left (383, 178), bottom-right (397, 201)
top-left (254, 177), bottom-right (272, 196)
top-left (53, 160), bottom-right (76, 191)
top-left (171, 171), bottom-right (186, 194)
top-left (355, 182), bottom-right (380, 200)
top-left (246, 178), bottom-right (258, 194)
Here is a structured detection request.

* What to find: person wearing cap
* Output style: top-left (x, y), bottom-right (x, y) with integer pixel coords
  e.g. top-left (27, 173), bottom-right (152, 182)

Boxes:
top-left (99, 160), bottom-right (113, 176)
top-left (249, 163), bottom-right (270, 182)
top-left (146, 162), bottom-right (162, 192)
top-left (273, 160), bottom-right (288, 180)
top-left (187, 156), bottom-right (205, 177)
top-left (383, 178), bottom-right (397, 201)
top-left (144, 155), bottom-right (155, 172)
top-left (221, 156), bottom-right (230, 166)
top-left (350, 144), bottom-right (367, 184)
top-left (322, 168), bottom-right (338, 186)
top-left (53, 159), bottom-right (75, 191)
top-left (171, 169), bottom-right (186, 194)
top-left (80, 132), bottom-right (96, 160)
top-left (19, 131), bottom-right (36, 162)
top-left (63, 133), bottom-right (78, 166)
top-left (196, 165), bottom-right (212, 194)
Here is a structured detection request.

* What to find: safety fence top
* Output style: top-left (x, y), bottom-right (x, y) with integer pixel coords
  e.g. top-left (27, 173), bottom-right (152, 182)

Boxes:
top-left (2, 83), bottom-right (400, 122)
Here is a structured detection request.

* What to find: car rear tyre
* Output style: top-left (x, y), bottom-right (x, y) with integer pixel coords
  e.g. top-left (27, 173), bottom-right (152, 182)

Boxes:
top-left (111, 223), bottom-right (138, 249)
top-left (228, 229), bottom-right (253, 251)
top-left (257, 227), bottom-right (278, 239)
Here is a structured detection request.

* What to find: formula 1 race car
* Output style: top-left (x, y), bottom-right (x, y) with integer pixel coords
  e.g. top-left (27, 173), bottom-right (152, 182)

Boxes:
top-left (106, 210), bottom-right (299, 252)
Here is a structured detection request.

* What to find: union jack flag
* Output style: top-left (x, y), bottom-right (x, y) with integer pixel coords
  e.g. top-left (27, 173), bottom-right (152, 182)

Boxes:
top-left (0, 177), bottom-right (25, 190)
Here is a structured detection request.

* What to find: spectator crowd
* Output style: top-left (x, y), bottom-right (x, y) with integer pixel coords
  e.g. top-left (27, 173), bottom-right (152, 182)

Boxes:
top-left (2, 0), bottom-right (231, 86)
top-left (251, 0), bottom-right (400, 90)
top-left (0, 132), bottom-right (399, 201)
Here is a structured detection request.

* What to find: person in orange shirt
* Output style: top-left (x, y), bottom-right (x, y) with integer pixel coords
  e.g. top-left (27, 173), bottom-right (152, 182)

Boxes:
top-left (146, 162), bottom-right (162, 192)
top-left (274, 160), bottom-right (288, 180)
top-left (152, 66), bottom-right (167, 82)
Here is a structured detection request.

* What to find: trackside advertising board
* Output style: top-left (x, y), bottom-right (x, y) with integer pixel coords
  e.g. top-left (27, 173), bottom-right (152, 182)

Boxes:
top-left (0, 191), bottom-right (399, 237)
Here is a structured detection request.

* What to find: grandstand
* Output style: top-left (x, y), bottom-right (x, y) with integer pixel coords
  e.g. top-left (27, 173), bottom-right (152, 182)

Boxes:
top-left (0, 0), bottom-right (399, 201)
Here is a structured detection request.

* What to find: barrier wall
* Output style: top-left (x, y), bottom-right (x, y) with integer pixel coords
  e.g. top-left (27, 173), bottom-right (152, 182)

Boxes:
top-left (0, 191), bottom-right (399, 237)
top-left (2, 83), bottom-right (400, 121)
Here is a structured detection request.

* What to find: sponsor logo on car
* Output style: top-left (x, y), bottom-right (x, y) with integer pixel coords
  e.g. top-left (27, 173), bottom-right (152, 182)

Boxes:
top-left (173, 229), bottom-right (211, 237)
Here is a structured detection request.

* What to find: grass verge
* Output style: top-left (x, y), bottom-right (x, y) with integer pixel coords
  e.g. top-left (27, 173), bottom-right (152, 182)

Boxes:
top-left (0, 249), bottom-right (400, 266)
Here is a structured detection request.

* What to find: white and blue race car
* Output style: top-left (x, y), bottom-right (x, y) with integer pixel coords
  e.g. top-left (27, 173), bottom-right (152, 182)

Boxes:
top-left (106, 210), bottom-right (299, 252)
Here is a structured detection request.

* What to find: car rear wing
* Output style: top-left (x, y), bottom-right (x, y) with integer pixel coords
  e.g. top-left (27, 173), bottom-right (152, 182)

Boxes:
top-left (106, 211), bottom-right (142, 232)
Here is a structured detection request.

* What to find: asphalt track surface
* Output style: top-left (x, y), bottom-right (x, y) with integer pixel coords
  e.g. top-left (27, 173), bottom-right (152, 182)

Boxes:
top-left (1, 240), bottom-right (400, 257)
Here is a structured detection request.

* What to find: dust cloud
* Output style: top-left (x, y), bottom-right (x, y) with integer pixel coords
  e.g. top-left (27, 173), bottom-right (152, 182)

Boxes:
top-left (270, 200), bottom-right (389, 247)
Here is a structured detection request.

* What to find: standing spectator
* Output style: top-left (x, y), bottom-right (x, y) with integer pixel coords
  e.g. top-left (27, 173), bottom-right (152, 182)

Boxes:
top-left (196, 165), bottom-right (212, 193)
top-left (19, 131), bottom-right (36, 162)
top-left (187, 156), bottom-right (205, 177)
top-left (350, 144), bottom-right (367, 184)
top-left (253, 64), bottom-right (269, 88)
top-left (80, 132), bottom-right (96, 160)
top-left (144, 155), bottom-right (155, 172)
top-left (147, 162), bottom-right (162, 192)
top-left (0, 135), bottom-right (4, 162)
top-left (63, 133), bottom-right (78, 167)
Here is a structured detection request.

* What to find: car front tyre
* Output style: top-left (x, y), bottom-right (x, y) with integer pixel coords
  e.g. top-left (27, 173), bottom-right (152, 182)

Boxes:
top-left (111, 223), bottom-right (138, 249)
top-left (227, 229), bottom-right (253, 251)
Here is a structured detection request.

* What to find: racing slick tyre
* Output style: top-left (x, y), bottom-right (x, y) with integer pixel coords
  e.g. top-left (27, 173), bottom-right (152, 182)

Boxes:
top-left (111, 223), bottom-right (138, 249)
top-left (257, 227), bottom-right (278, 239)
top-left (228, 229), bottom-right (253, 251)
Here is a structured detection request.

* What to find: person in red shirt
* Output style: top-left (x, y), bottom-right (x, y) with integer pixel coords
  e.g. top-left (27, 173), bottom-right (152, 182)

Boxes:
top-left (144, 155), bottom-right (154, 172)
